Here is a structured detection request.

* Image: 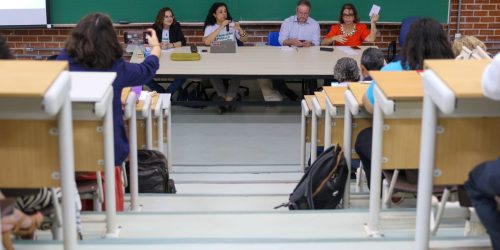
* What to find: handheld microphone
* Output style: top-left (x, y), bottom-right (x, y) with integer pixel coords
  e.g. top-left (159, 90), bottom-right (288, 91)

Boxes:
top-left (226, 19), bottom-right (232, 31)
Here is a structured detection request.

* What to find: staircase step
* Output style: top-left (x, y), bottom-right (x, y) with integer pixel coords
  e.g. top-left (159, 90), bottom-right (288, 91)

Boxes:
top-left (173, 165), bottom-right (302, 173)
top-left (154, 183), bottom-right (297, 195)
top-left (171, 173), bottom-right (302, 184)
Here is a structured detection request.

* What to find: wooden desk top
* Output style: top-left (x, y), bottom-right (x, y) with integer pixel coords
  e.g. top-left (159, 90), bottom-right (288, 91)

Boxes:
top-left (304, 95), bottom-right (314, 110)
top-left (348, 83), bottom-right (370, 104)
top-left (0, 60), bottom-right (68, 98)
top-left (131, 46), bottom-right (373, 77)
top-left (314, 91), bottom-right (327, 110)
top-left (121, 87), bottom-right (132, 105)
top-left (324, 86), bottom-right (348, 106)
top-left (424, 59), bottom-right (492, 98)
top-left (370, 71), bottom-right (423, 101)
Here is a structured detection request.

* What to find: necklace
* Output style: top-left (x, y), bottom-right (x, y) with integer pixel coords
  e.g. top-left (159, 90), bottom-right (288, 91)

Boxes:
top-left (340, 24), bottom-right (356, 37)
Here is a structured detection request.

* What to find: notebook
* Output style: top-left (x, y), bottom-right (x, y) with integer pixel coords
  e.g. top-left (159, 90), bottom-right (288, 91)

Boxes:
top-left (210, 40), bottom-right (237, 53)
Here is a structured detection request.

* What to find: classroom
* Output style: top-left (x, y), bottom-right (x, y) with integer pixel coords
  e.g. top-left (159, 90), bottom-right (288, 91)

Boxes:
top-left (0, 0), bottom-right (499, 249)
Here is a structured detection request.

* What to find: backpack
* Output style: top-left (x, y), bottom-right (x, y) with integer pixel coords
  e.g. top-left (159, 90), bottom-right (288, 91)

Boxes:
top-left (176, 80), bottom-right (209, 108)
top-left (276, 144), bottom-right (348, 210)
top-left (125, 150), bottom-right (176, 193)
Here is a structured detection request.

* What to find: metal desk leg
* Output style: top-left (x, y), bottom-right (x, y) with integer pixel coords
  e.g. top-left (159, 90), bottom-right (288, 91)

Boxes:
top-left (103, 102), bottom-right (118, 237)
top-left (311, 106), bottom-right (318, 163)
top-left (365, 102), bottom-right (384, 237)
top-left (129, 103), bottom-right (140, 212)
top-left (166, 107), bottom-right (172, 172)
top-left (300, 100), bottom-right (308, 170)
top-left (343, 110), bottom-right (353, 208)
top-left (59, 95), bottom-right (77, 250)
top-left (157, 111), bottom-right (164, 154)
top-left (415, 95), bottom-right (438, 250)
top-left (324, 100), bottom-right (332, 149)
top-left (146, 109), bottom-right (153, 150)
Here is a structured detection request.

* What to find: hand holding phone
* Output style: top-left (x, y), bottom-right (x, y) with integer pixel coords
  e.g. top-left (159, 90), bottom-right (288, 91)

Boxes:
top-left (320, 47), bottom-right (334, 52)
top-left (143, 31), bottom-right (152, 44)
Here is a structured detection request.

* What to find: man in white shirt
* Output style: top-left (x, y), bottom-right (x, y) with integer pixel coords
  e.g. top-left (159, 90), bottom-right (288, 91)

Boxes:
top-left (273, 0), bottom-right (321, 100)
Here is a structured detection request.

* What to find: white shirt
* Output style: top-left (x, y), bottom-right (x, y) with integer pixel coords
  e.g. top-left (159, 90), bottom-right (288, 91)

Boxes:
top-left (482, 53), bottom-right (500, 100)
top-left (161, 29), bottom-right (170, 43)
top-left (203, 23), bottom-right (240, 42)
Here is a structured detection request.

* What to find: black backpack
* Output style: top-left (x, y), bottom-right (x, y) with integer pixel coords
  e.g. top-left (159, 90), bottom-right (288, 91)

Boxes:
top-left (276, 144), bottom-right (348, 210)
top-left (176, 81), bottom-right (209, 108)
top-left (125, 150), bottom-right (176, 193)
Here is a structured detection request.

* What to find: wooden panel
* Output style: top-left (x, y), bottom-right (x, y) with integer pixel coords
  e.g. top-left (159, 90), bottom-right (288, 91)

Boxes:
top-left (324, 86), bottom-right (347, 106)
top-left (370, 71), bottom-right (423, 101)
top-left (348, 83), bottom-right (370, 104)
top-left (434, 117), bottom-right (500, 185)
top-left (0, 61), bottom-right (68, 98)
top-left (424, 59), bottom-right (491, 98)
top-left (0, 120), bottom-right (60, 188)
top-left (330, 118), bottom-right (345, 146)
top-left (314, 92), bottom-right (326, 111)
top-left (150, 94), bottom-right (160, 109)
top-left (382, 119), bottom-right (421, 170)
top-left (73, 121), bottom-right (104, 172)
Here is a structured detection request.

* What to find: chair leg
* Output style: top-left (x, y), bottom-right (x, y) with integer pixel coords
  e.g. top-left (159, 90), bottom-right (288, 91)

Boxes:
top-left (430, 188), bottom-right (450, 236)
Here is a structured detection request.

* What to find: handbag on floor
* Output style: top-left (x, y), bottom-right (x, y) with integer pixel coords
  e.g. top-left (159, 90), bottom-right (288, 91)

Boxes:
top-left (275, 144), bottom-right (348, 210)
top-left (126, 150), bottom-right (176, 194)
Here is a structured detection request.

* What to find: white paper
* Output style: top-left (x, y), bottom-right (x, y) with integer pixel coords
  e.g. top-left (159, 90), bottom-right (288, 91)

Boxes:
top-left (138, 91), bottom-right (150, 101)
top-left (337, 46), bottom-right (358, 56)
top-left (369, 4), bottom-right (380, 17)
top-left (280, 46), bottom-right (297, 52)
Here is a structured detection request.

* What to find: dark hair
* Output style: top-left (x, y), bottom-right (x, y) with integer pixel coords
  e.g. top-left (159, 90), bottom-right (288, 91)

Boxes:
top-left (297, 0), bottom-right (311, 8)
top-left (400, 18), bottom-right (454, 70)
top-left (338, 3), bottom-right (360, 24)
top-left (154, 7), bottom-right (176, 29)
top-left (0, 35), bottom-right (14, 59)
top-left (334, 57), bottom-right (360, 82)
top-left (64, 13), bottom-right (123, 70)
top-left (361, 48), bottom-right (385, 70)
top-left (203, 2), bottom-right (233, 30)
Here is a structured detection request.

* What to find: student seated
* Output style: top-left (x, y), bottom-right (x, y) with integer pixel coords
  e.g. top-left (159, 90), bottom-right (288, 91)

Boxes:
top-left (465, 53), bottom-right (500, 250)
top-left (355, 18), bottom-right (454, 188)
top-left (57, 13), bottom-right (160, 211)
top-left (332, 57), bottom-right (360, 84)
top-left (360, 47), bottom-right (385, 81)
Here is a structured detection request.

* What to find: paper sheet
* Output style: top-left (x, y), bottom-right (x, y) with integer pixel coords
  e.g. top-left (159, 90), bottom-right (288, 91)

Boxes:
top-left (337, 46), bottom-right (359, 56)
top-left (369, 4), bottom-right (380, 17)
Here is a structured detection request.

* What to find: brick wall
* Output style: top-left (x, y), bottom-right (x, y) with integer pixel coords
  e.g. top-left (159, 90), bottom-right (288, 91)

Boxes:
top-left (1, 0), bottom-right (499, 59)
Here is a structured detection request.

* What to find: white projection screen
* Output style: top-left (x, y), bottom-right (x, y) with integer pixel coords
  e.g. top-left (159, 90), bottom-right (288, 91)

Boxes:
top-left (0, 0), bottom-right (49, 27)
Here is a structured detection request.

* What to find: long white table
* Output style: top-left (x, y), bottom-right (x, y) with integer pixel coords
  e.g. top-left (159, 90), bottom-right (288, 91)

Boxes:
top-left (131, 46), bottom-right (369, 79)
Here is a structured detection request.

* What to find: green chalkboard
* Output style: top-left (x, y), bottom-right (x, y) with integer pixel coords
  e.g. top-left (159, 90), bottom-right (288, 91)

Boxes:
top-left (50, 0), bottom-right (449, 24)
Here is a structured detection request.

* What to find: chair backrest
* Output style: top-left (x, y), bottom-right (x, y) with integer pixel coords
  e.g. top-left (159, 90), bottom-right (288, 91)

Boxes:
top-left (268, 31), bottom-right (280, 46)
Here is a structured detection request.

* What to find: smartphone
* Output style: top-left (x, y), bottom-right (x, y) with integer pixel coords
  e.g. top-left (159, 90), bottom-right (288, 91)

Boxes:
top-left (299, 40), bottom-right (306, 42)
top-left (320, 47), bottom-right (334, 52)
top-left (143, 31), bottom-right (151, 44)
top-left (351, 46), bottom-right (361, 50)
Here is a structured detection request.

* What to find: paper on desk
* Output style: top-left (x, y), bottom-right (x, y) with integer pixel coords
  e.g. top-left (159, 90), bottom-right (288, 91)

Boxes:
top-left (161, 48), bottom-right (174, 53)
top-left (280, 46), bottom-right (297, 51)
top-left (369, 4), bottom-right (380, 17)
top-left (337, 46), bottom-right (358, 56)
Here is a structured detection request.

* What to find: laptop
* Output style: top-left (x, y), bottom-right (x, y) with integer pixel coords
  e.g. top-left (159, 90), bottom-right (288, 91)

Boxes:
top-left (210, 40), bottom-right (237, 53)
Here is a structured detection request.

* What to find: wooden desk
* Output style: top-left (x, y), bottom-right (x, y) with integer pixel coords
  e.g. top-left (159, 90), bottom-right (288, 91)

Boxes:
top-left (323, 86), bottom-right (347, 150)
top-left (131, 46), bottom-right (371, 79)
top-left (70, 72), bottom-right (119, 238)
top-left (0, 60), bottom-right (77, 250)
top-left (365, 71), bottom-right (423, 237)
top-left (415, 59), bottom-right (499, 250)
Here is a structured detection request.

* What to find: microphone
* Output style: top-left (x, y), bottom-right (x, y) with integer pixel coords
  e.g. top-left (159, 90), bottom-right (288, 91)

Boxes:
top-left (226, 19), bottom-right (232, 31)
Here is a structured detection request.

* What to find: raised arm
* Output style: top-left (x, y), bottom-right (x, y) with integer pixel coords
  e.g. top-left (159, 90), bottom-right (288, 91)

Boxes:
top-left (203, 20), bottom-right (230, 45)
top-left (364, 14), bottom-right (379, 43)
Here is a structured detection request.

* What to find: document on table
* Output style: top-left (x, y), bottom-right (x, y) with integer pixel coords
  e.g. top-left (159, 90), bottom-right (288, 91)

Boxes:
top-left (280, 46), bottom-right (297, 52)
top-left (336, 46), bottom-right (358, 56)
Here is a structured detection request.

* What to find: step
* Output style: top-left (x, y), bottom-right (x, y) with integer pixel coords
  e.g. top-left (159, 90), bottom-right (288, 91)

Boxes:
top-left (127, 194), bottom-right (289, 212)
top-left (173, 165), bottom-right (302, 174)
top-left (171, 173), bottom-right (302, 184)
top-left (166, 183), bottom-right (297, 195)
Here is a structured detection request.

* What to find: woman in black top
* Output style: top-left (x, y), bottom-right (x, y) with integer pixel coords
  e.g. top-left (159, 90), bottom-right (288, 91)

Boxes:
top-left (146, 7), bottom-right (186, 94)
